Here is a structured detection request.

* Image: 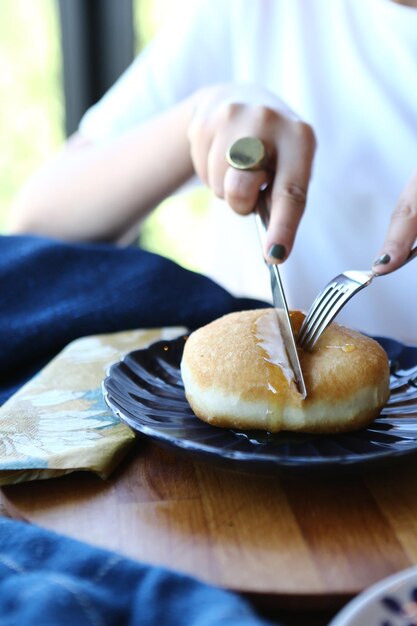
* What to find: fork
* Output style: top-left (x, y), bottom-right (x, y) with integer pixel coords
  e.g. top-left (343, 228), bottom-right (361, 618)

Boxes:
top-left (297, 246), bottom-right (417, 351)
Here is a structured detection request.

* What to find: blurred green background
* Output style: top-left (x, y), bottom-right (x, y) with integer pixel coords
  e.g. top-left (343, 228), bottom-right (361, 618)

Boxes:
top-left (0, 0), bottom-right (211, 270)
top-left (0, 0), bottom-right (62, 231)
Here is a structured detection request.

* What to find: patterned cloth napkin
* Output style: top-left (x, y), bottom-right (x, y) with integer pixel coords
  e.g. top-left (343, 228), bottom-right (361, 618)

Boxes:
top-left (0, 235), bottom-right (266, 485)
top-left (0, 327), bottom-right (184, 485)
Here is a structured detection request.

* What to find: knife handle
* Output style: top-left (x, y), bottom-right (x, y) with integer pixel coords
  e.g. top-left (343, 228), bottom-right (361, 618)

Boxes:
top-left (254, 190), bottom-right (271, 252)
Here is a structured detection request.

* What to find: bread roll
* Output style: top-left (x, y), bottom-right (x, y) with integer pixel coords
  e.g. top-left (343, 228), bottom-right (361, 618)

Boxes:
top-left (180, 309), bottom-right (390, 433)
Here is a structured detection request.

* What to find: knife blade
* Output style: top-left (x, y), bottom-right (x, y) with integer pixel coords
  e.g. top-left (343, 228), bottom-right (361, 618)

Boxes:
top-left (226, 136), bottom-right (307, 398)
top-left (255, 193), bottom-right (307, 399)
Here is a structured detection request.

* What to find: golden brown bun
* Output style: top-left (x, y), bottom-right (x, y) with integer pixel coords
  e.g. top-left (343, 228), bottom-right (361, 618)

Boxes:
top-left (180, 309), bottom-right (390, 433)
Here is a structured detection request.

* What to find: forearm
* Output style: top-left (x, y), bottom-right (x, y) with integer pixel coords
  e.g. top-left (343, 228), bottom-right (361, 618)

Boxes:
top-left (8, 94), bottom-right (197, 243)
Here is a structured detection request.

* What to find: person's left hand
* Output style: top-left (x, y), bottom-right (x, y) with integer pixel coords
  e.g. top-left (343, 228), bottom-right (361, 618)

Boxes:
top-left (372, 167), bottom-right (417, 274)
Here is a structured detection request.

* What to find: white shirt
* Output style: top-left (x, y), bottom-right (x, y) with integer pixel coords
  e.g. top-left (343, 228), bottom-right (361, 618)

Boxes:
top-left (80, 0), bottom-right (417, 342)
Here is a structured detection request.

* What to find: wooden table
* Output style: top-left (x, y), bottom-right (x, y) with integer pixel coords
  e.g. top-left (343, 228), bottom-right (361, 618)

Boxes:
top-left (2, 437), bottom-right (417, 623)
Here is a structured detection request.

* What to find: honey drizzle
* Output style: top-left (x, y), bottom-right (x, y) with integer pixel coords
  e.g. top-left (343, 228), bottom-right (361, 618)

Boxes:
top-left (324, 344), bottom-right (357, 353)
top-left (251, 311), bottom-right (294, 429)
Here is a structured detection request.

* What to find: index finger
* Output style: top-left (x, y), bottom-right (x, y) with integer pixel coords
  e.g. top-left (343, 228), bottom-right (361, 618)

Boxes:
top-left (372, 170), bottom-right (417, 275)
top-left (264, 121), bottom-right (316, 263)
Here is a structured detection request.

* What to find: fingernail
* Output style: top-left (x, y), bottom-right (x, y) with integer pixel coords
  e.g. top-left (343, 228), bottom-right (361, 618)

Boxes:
top-left (372, 253), bottom-right (391, 266)
top-left (268, 244), bottom-right (286, 261)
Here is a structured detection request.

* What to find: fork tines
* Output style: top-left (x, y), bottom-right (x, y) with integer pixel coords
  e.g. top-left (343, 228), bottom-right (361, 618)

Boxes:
top-left (297, 278), bottom-right (361, 352)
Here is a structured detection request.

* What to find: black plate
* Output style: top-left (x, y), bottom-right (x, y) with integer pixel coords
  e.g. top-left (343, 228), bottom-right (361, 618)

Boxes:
top-left (102, 335), bottom-right (417, 476)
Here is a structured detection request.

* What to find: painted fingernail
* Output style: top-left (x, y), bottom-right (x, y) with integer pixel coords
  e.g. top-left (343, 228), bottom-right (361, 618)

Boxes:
top-left (268, 244), bottom-right (286, 261)
top-left (372, 253), bottom-right (391, 266)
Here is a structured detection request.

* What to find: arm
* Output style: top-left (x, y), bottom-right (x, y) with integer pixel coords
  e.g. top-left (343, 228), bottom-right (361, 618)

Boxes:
top-left (8, 83), bottom-right (317, 259)
top-left (8, 95), bottom-right (197, 243)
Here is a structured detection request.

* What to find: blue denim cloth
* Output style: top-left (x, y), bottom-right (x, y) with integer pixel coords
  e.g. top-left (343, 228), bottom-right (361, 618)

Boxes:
top-left (0, 518), bottom-right (277, 626)
top-left (0, 235), bottom-right (266, 405)
top-left (0, 235), bottom-right (276, 624)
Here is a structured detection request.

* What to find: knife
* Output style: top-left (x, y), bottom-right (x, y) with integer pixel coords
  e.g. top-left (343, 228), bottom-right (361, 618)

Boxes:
top-left (226, 136), bottom-right (307, 398)
top-left (255, 192), bottom-right (307, 399)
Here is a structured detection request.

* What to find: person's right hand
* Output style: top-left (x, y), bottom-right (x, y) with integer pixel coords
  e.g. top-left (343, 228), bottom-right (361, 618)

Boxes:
top-left (187, 83), bottom-right (317, 264)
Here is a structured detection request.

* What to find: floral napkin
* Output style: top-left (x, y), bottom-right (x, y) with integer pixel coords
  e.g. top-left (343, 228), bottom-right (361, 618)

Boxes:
top-left (0, 327), bottom-right (185, 485)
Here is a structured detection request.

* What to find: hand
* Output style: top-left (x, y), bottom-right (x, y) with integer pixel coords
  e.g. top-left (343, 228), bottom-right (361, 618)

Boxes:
top-left (187, 84), bottom-right (316, 263)
top-left (372, 167), bottom-right (417, 274)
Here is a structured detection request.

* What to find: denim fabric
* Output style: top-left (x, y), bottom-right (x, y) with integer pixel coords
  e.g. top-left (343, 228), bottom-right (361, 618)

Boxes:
top-left (0, 235), bottom-right (266, 405)
top-left (0, 235), bottom-right (276, 624)
top-left (0, 518), bottom-right (278, 626)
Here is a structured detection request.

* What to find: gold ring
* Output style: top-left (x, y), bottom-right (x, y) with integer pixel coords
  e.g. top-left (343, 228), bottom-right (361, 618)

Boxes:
top-left (226, 137), bottom-right (267, 171)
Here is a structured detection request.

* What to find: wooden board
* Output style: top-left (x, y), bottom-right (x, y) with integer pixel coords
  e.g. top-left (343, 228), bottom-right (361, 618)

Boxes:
top-left (2, 440), bottom-right (417, 612)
